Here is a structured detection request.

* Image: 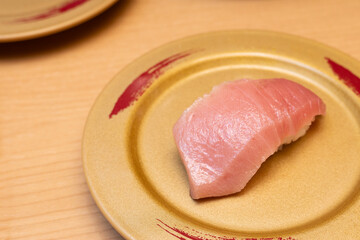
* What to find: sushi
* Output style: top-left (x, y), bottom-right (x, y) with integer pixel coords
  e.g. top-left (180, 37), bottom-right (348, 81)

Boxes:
top-left (173, 79), bottom-right (326, 199)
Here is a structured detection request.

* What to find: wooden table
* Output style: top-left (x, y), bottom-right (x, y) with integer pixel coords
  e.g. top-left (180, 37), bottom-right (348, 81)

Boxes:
top-left (1, 0), bottom-right (359, 239)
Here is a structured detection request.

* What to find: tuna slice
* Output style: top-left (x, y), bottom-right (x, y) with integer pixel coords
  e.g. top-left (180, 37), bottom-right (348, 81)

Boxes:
top-left (173, 79), bottom-right (326, 199)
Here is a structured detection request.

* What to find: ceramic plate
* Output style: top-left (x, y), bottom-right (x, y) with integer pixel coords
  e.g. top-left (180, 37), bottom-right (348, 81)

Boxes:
top-left (83, 31), bottom-right (360, 240)
top-left (0, 0), bottom-right (118, 42)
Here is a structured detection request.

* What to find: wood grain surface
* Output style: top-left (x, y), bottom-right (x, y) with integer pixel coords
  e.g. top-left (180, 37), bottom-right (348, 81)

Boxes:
top-left (1, 0), bottom-right (360, 239)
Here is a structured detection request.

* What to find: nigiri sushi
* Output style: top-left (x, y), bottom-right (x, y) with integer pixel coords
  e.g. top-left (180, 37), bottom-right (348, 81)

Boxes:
top-left (173, 79), bottom-right (326, 199)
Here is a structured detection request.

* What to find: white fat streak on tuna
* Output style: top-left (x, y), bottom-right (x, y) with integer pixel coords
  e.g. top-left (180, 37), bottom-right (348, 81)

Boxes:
top-left (186, 159), bottom-right (221, 185)
top-left (272, 83), bottom-right (296, 136)
top-left (179, 105), bottom-right (224, 185)
top-left (234, 83), bottom-right (278, 160)
top-left (182, 93), bottom-right (226, 184)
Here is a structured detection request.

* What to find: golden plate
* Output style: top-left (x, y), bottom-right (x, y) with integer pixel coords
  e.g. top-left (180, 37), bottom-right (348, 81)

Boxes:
top-left (0, 0), bottom-right (117, 42)
top-left (83, 30), bottom-right (360, 240)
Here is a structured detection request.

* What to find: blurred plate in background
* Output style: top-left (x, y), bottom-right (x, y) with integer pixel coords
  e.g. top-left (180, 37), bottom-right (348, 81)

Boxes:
top-left (0, 0), bottom-right (118, 42)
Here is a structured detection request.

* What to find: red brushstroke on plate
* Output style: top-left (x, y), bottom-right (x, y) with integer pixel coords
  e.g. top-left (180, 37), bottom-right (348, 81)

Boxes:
top-left (326, 57), bottom-right (360, 96)
top-left (156, 219), bottom-right (236, 240)
top-left (15, 0), bottom-right (89, 22)
top-left (157, 223), bottom-right (187, 240)
top-left (109, 51), bottom-right (194, 118)
top-left (156, 219), bottom-right (296, 240)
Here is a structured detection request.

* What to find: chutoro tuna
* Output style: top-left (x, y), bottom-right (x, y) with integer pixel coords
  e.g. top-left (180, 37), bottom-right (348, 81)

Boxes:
top-left (173, 79), bottom-right (326, 199)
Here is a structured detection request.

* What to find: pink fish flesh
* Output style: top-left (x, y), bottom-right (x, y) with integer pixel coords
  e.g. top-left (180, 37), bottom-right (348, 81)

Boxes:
top-left (173, 79), bottom-right (326, 199)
